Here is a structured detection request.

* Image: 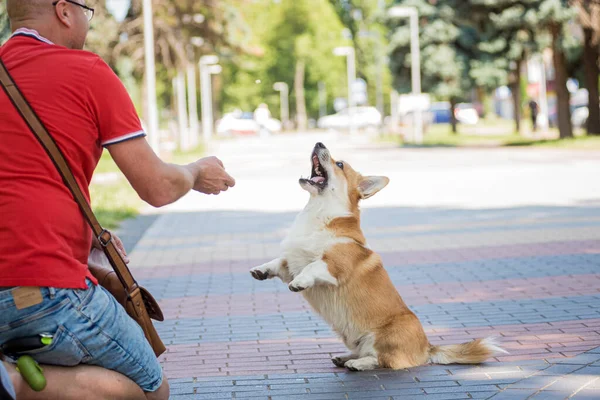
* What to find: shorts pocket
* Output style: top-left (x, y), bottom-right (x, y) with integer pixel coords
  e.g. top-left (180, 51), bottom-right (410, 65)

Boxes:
top-left (5, 325), bottom-right (91, 367)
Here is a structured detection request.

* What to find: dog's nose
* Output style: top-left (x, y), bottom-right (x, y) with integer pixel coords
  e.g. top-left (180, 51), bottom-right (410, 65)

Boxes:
top-left (315, 142), bottom-right (326, 149)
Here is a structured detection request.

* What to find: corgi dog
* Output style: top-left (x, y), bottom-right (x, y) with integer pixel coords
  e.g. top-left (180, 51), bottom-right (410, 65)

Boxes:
top-left (250, 142), bottom-right (506, 371)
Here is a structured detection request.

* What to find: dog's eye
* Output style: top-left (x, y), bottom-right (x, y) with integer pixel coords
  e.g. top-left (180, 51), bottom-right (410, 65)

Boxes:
top-left (336, 161), bottom-right (344, 170)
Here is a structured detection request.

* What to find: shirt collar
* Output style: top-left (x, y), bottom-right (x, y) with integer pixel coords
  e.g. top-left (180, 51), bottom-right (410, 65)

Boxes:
top-left (11, 28), bottom-right (55, 45)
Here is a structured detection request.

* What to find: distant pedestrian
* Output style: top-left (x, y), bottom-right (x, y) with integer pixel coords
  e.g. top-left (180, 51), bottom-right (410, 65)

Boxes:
top-left (254, 103), bottom-right (271, 137)
top-left (529, 99), bottom-right (539, 132)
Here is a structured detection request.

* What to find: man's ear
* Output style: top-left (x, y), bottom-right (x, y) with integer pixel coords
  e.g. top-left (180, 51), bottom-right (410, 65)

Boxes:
top-left (55, 1), bottom-right (74, 28)
top-left (358, 176), bottom-right (389, 199)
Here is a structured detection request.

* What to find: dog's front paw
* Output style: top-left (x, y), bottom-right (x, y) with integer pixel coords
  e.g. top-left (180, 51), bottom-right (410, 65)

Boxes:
top-left (250, 267), bottom-right (269, 281)
top-left (288, 282), bottom-right (305, 292)
top-left (288, 275), bottom-right (313, 292)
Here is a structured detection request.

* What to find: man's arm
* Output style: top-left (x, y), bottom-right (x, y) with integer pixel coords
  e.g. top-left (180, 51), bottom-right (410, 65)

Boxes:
top-left (107, 137), bottom-right (235, 207)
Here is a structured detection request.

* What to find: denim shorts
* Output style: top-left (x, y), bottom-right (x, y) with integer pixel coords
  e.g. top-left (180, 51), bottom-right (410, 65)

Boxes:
top-left (0, 280), bottom-right (163, 392)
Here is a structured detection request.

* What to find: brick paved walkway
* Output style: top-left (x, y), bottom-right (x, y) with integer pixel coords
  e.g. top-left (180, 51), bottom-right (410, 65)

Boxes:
top-left (125, 134), bottom-right (600, 399)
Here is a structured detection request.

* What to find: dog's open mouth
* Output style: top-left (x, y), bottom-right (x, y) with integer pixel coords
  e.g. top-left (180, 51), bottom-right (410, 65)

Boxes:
top-left (306, 151), bottom-right (328, 188)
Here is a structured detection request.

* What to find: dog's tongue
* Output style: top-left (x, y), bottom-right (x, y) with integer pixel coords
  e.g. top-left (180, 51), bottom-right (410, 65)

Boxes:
top-left (311, 176), bottom-right (325, 184)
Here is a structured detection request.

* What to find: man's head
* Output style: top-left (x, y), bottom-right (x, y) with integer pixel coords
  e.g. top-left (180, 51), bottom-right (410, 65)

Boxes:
top-left (7, 0), bottom-right (92, 49)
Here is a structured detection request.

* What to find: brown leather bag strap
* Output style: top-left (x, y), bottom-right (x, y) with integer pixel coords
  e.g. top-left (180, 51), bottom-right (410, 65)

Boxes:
top-left (0, 58), bottom-right (137, 292)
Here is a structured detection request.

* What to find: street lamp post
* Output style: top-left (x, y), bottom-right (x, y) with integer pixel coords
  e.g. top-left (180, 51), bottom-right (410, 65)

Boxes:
top-left (174, 71), bottom-right (189, 150)
top-left (142, 0), bottom-right (159, 153)
top-left (390, 90), bottom-right (400, 135)
top-left (388, 6), bottom-right (423, 144)
top-left (538, 52), bottom-right (550, 131)
top-left (318, 81), bottom-right (327, 120)
top-left (186, 37), bottom-right (203, 148)
top-left (333, 46), bottom-right (357, 135)
top-left (186, 61), bottom-right (199, 147)
top-left (358, 30), bottom-right (385, 118)
top-left (273, 82), bottom-right (289, 130)
top-left (199, 55), bottom-right (220, 142)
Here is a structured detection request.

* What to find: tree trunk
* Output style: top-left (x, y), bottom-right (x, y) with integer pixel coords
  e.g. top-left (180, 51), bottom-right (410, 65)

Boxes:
top-left (583, 28), bottom-right (600, 135)
top-left (212, 73), bottom-right (223, 123)
top-left (510, 60), bottom-right (522, 135)
top-left (476, 86), bottom-right (489, 118)
top-left (294, 59), bottom-right (307, 131)
top-left (551, 23), bottom-right (573, 139)
top-left (449, 97), bottom-right (458, 134)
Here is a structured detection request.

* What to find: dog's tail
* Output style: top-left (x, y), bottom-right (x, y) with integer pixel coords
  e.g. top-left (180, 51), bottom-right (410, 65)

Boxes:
top-left (428, 337), bottom-right (508, 365)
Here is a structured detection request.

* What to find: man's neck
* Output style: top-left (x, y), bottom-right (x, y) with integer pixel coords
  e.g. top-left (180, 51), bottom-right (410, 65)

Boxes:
top-left (11, 21), bottom-right (62, 46)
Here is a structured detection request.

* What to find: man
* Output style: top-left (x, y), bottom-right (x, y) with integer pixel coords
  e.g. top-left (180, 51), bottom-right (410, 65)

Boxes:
top-left (528, 98), bottom-right (539, 132)
top-left (254, 103), bottom-right (271, 137)
top-left (0, 1), bottom-right (235, 399)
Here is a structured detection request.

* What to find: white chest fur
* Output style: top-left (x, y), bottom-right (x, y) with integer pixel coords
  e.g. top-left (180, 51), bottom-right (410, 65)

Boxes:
top-left (280, 198), bottom-right (347, 276)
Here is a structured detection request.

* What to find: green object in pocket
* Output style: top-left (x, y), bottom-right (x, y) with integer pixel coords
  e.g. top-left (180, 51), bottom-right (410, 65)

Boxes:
top-left (16, 355), bottom-right (46, 391)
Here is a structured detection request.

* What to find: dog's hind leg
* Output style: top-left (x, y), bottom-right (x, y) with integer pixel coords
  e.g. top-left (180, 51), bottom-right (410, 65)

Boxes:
top-left (250, 258), bottom-right (292, 283)
top-left (344, 356), bottom-right (379, 371)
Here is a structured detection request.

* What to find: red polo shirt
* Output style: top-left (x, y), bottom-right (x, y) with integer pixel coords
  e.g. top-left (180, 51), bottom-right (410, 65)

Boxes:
top-left (0, 29), bottom-right (146, 289)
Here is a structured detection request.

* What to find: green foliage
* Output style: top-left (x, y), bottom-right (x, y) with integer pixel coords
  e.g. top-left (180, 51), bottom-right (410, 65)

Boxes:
top-left (329, 0), bottom-right (394, 112)
top-left (388, 0), bottom-right (472, 102)
top-left (222, 0), bottom-right (348, 119)
top-left (0, 3), bottom-right (10, 44)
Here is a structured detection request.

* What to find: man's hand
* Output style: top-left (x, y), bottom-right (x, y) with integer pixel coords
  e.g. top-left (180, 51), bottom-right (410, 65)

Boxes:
top-left (91, 231), bottom-right (129, 264)
top-left (188, 156), bottom-right (236, 195)
top-left (108, 137), bottom-right (236, 206)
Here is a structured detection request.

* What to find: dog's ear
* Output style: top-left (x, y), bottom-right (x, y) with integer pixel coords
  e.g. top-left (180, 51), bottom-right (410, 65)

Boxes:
top-left (358, 176), bottom-right (389, 199)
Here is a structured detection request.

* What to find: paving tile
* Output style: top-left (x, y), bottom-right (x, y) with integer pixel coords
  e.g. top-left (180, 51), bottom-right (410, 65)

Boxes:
top-left (487, 389), bottom-right (539, 399)
top-left (571, 388), bottom-right (600, 399)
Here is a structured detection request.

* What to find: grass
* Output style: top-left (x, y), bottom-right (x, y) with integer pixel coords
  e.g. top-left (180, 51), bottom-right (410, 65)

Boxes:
top-left (380, 118), bottom-right (600, 149)
top-left (503, 135), bottom-right (600, 149)
top-left (90, 179), bottom-right (142, 229)
top-left (91, 143), bottom-right (205, 229)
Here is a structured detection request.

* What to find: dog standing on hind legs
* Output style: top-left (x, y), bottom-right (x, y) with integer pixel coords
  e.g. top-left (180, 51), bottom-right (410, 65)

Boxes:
top-left (250, 142), bottom-right (507, 371)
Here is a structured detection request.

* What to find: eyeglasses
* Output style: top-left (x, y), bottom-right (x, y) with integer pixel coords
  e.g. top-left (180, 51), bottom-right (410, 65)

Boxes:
top-left (52, 0), bottom-right (95, 22)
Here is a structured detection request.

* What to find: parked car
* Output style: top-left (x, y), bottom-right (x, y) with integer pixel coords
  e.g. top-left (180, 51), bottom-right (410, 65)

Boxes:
top-left (454, 103), bottom-right (479, 125)
top-left (399, 109), bottom-right (433, 130)
top-left (428, 102), bottom-right (479, 125)
top-left (216, 111), bottom-right (282, 136)
top-left (429, 101), bottom-right (452, 123)
top-left (317, 106), bottom-right (382, 130)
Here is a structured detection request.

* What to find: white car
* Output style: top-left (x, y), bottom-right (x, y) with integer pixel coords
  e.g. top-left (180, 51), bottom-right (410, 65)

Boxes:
top-left (216, 112), bottom-right (281, 136)
top-left (454, 103), bottom-right (479, 125)
top-left (317, 107), bottom-right (382, 130)
top-left (572, 107), bottom-right (588, 128)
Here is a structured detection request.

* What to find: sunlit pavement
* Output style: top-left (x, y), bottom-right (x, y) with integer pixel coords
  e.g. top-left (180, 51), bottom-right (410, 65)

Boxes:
top-left (125, 131), bottom-right (600, 399)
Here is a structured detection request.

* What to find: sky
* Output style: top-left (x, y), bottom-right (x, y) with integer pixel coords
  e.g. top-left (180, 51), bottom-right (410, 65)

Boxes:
top-left (105, 0), bottom-right (130, 22)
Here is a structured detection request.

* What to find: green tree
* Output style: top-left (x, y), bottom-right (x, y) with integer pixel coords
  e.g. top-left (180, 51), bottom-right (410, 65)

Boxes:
top-left (451, 0), bottom-right (542, 134)
top-left (82, 0), bottom-right (253, 124)
top-left (573, 0), bottom-right (600, 135)
top-left (225, 0), bottom-right (347, 124)
top-left (536, 0), bottom-right (578, 138)
top-left (1, 2), bottom-right (11, 44)
top-left (448, 0), bottom-right (579, 139)
top-left (388, 0), bottom-right (475, 133)
top-left (330, 0), bottom-right (393, 116)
